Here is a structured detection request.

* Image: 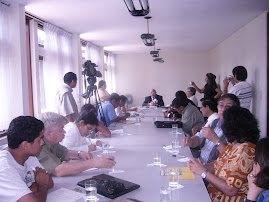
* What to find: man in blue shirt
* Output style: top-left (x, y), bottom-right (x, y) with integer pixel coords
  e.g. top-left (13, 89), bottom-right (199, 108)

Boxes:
top-left (98, 93), bottom-right (128, 126)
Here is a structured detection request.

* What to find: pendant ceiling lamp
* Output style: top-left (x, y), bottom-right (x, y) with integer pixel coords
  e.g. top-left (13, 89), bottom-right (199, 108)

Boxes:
top-left (141, 16), bottom-right (155, 46)
top-left (153, 57), bottom-right (164, 63)
top-left (123, 0), bottom-right (150, 16)
top-left (150, 40), bottom-right (159, 57)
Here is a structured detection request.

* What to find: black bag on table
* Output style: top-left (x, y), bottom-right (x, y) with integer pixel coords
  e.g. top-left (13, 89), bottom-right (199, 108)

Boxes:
top-left (154, 121), bottom-right (182, 128)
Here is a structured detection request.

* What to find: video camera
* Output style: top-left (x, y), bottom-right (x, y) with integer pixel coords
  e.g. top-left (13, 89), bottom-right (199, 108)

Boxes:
top-left (82, 60), bottom-right (102, 99)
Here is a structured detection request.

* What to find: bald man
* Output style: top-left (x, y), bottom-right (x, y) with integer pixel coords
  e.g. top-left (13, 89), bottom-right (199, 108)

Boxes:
top-left (142, 89), bottom-right (164, 107)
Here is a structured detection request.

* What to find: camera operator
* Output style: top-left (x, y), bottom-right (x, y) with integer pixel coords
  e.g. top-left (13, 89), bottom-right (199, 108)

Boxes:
top-left (55, 72), bottom-right (79, 122)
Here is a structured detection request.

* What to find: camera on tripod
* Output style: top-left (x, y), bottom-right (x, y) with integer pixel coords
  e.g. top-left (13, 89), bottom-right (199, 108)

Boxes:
top-left (82, 60), bottom-right (102, 99)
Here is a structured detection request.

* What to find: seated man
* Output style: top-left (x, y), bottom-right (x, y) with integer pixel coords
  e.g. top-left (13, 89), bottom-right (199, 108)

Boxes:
top-left (37, 112), bottom-right (115, 177)
top-left (0, 116), bottom-right (53, 201)
top-left (186, 87), bottom-right (198, 106)
top-left (115, 95), bottom-right (131, 117)
top-left (98, 93), bottom-right (128, 126)
top-left (142, 89), bottom-right (164, 107)
top-left (182, 94), bottom-right (240, 163)
top-left (172, 97), bottom-right (204, 136)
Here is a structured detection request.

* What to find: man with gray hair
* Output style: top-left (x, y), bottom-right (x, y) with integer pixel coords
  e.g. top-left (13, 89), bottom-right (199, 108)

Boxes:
top-left (37, 112), bottom-right (115, 177)
top-left (186, 87), bottom-right (198, 106)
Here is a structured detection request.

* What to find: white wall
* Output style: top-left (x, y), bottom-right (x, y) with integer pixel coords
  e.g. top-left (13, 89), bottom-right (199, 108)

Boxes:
top-left (116, 51), bottom-right (211, 107)
top-left (209, 12), bottom-right (267, 138)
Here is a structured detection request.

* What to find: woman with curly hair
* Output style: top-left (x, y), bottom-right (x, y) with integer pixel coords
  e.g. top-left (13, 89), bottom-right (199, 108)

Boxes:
top-left (245, 138), bottom-right (269, 202)
top-left (191, 73), bottom-right (222, 100)
top-left (188, 106), bottom-right (260, 201)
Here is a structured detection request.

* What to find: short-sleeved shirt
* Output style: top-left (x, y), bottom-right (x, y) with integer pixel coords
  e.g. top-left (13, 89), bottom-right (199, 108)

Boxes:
top-left (97, 101), bottom-right (117, 126)
top-left (196, 118), bottom-right (227, 163)
top-left (208, 142), bottom-right (256, 201)
top-left (181, 103), bottom-right (204, 136)
top-left (228, 81), bottom-right (252, 110)
top-left (0, 150), bottom-right (44, 202)
top-left (37, 138), bottom-right (68, 174)
top-left (55, 83), bottom-right (79, 121)
top-left (189, 95), bottom-right (198, 106)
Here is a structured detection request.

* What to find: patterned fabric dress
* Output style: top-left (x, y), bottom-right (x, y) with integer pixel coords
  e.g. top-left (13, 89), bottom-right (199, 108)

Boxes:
top-left (208, 142), bottom-right (256, 202)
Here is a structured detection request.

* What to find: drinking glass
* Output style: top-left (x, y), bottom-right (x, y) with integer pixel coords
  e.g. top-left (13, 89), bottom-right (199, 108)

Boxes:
top-left (122, 125), bottom-right (128, 136)
top-left (172, 124), bottom-right (178, 134)
top-left (171, 140), bottom-right (180, 155)
top-left (85, 180), bottom-right (97, 201)
top-left (153, 151), bottom-right (161, 166)
top-left (160, 186), bottom-right (171, 202)
top-left (108, 153), bottom-right (124, 174)
top-left (168, 169), bottom-right (179, 188)
top-left (102, 140), bottom-right (110, 155)
top-left (135, 116), bottom-right (141, 125)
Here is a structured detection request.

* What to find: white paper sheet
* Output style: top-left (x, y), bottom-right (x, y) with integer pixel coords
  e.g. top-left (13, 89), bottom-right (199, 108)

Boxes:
top-left (47, 187), bottom-right (84, 202)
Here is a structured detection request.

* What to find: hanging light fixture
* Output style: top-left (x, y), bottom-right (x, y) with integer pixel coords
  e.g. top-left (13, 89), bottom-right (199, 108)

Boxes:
top-left (141, 16), bottom-right (155, 46)
top-left (123, 0), bottom-right (150, 16)
top-left (150, 40), bottom-right (159, 57)
top-left (153, 57), bottom-right (164, 63)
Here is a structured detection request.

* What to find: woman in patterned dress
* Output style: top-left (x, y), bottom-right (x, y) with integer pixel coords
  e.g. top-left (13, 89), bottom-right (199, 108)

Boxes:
top-left (188, 106), bottom-right (260, 201)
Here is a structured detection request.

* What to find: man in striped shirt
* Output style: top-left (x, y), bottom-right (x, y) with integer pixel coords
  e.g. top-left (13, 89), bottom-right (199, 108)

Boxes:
top-left (223, 66), bottom-right (252, 110)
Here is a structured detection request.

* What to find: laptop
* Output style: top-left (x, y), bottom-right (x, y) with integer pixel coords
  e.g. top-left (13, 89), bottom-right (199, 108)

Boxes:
top-left (77, 174), bottom-right (140, 199)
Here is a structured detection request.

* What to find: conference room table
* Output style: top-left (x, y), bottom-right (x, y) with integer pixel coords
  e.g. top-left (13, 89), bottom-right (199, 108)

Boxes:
top-left (49, 107), bottom-right (211, 202)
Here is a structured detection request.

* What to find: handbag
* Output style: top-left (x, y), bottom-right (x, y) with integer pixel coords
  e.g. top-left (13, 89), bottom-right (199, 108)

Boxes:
top-left (154, 121), bottom-right (182, 128)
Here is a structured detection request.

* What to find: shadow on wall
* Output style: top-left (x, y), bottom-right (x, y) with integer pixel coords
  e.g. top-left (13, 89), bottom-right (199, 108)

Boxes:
top-left (252, 67), bottom-right (260, 116)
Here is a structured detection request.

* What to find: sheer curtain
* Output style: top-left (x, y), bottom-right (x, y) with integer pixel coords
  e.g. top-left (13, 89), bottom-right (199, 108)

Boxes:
top-left (41, 23), bottom-right (72, 112)
top-left (0, 4), bottom-right (12, 130)
top-left (106, 52), bottom-right (116, 93)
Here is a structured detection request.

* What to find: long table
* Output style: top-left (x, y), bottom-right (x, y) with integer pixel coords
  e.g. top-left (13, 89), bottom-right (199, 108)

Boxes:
top-left (49, 107), bottom-right (211, 202)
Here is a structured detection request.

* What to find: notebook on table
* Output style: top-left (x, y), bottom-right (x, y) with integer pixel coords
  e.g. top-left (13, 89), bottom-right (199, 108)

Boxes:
top-left (77, 174), bottom-right (140, 199)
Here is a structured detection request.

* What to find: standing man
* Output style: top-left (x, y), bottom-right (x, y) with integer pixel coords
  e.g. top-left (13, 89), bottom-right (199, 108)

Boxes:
top-left (142, 89), bottom-right (164, 107)
top-left (56, 72), bottom-right (79, 122)
top-left (0, 116), bottom-right (53, 201)
top-left (98, 93), bottom-right (128, 126)
top-left (223, 66), bottom-right (252, 110)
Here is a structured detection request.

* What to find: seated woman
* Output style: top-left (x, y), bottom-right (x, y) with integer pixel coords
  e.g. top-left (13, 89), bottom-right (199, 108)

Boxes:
top-left (81, 104), bottom-right (111, 137)
top-left (61, 110), bottom-right (102, 152)
top-left (246, 138), bottom-right (269, 202)
top-left (188, 106), bottom-right (260, 201)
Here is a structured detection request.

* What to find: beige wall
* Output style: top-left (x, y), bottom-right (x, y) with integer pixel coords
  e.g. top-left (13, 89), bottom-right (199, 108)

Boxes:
top-left (116, 12), bottom-right (267, 138)
top-left (210, 12), bottom-right (267, 138)
top-left (115, 51), bottom-right (211, 107)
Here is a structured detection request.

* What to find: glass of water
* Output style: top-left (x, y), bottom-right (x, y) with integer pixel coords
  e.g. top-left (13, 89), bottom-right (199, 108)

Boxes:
top-left (122, 125), bottom-right (128, 136)
top-left (160, 186), bottom-right (171, 202)
top-left (85, 180), bottom-right (97, 201)
top-left (102, 140), bottom-right (110, 155)
top-left (172, 124), bottom-right (178, 134)
top-left (172, 140), bottom-right (180, 155)
top-left (168, 169), bottom-right (179, 188)
top-left (135, 116), bottom-right (141, 125)
top-left (153, 151), bottom-right (161, 166)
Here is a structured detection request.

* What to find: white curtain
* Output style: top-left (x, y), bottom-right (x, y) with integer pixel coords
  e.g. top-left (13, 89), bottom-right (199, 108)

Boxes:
top-left (41, 23), bottom-right (72, 112)
top-left (106, 52), bottom-right (116, 93)
top-left (0, 4), bottom-right (12, 130)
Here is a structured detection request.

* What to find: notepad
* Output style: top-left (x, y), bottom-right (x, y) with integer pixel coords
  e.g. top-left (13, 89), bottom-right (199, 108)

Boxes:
top-left (165, 167), bottom-right (195, 179)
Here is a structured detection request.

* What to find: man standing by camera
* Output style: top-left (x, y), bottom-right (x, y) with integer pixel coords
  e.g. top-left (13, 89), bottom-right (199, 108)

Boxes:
top-left (55, 72), bottom-right (79, 122)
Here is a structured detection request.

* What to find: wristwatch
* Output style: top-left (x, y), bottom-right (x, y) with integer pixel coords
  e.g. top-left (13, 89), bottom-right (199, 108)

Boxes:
top-left (201, 169), bottom-right (208, 179)
top-left (215, 139), bottom-right (221, 147)
top-left (245, 199), bottom-right (256, 202)
top-left (77, 151), bottom-right (82, 159)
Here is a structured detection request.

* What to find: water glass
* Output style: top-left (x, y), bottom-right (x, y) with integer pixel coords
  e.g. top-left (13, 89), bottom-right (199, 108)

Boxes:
top-left (160, 186), bottom-right (171, 202)
top-left (122, 125), bottom-right (128, 136)
top-left (152, 116), bottom-right (158, 123)
top-left (168, 169), bottom-right (179, 188)
top-left (153, 151), bottom-right (161, 166)
top-left (102, 141), bottom-right (110, 154)
top-left (135, 116), bottom-right (141, 125)
top-left (172, 140), bottom-right (180, 155)
top-left (172, 124), bottom-right (178, 134)
top-left (85, 180), bottom-right (97, 201)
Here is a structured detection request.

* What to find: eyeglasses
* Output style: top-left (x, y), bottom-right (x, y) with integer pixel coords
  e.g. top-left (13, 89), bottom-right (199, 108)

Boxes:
top-left (218, 104), bottom-right (233, 109)
top-left (86, 125), bottom-right (94, 133)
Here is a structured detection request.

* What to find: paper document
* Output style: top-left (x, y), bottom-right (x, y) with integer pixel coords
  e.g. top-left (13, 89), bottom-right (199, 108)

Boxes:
top-left (47, 187), bottom-right (84, 202)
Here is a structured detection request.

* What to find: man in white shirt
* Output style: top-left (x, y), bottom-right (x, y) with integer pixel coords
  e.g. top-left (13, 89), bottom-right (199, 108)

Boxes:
top-left (0, 116), bottom-right (53, 202)
top-left (223, 66), bottom-right (252, 110)
top-left (186, 87), bottom-right (198, 106)
top-left (56, 72), bottom-right (79, 122)
top-left (115, 95), bottom-right (130, 118)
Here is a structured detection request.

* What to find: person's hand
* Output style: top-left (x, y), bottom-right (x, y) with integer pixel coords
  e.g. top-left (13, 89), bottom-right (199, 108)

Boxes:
top-left (125, 112), bottom-right (131, 117)
top-left (96, 140), bottom-right (102, 146)
top-left (182, 137), bottom-right (193, 147)
top-left (192, 125), bottom-right (202, 135)
top-left (88, 144), bottom-right (96, 152)
top-left (34, 167), bottom-right (53, 189)
top-left (94, 131), bottom-right (101, 137)
top-left (163, 110), bottom-right (169, 118)
top-left (247, 163), bottom-right (263, 201)
top-left (191, 81), bottom-right (195, 86)
top-left (149, 101), bottom-right (155, 106)
top-left (202, 126), bottom-right (219, 143)
top-left (223, 77), bottom-right (229, 87)
top-left (187, 158), bottom-right (206, 175)
top-left (91, 156), bottom-right (115, 168)
top-left (80, 151), bottom-right (93, 160)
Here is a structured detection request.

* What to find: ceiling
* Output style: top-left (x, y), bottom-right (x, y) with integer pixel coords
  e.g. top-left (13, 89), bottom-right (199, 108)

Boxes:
top-left (3, 0), bottom-right (269, 54)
